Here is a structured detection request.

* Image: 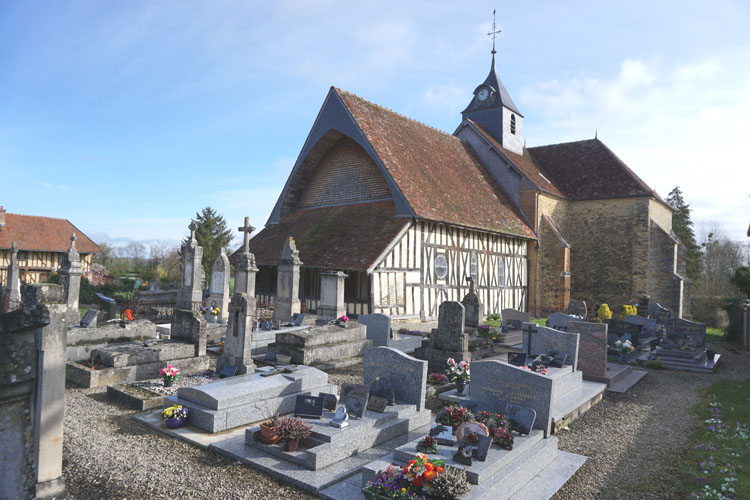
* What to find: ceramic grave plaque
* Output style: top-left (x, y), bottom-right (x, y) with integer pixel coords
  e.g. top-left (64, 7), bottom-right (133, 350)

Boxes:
top-left (429, 424), bottom-right (453, 445)
top-left (320, 393), bottom-right (338, 411)
top-left (369, 377), bottom-right (396, 405)
top-left (363, 347), bottom-right (427, 411)
top-left (508, 352), bottom-right (527, 366)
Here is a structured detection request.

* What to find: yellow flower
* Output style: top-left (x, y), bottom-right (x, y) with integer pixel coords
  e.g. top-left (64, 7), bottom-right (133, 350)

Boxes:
top-left (401, 488), bottom-right (406, 493)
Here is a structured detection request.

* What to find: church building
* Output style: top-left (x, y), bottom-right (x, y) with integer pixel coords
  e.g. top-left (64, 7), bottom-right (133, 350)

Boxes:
top-left (244, 49), bottom-right (689, 320)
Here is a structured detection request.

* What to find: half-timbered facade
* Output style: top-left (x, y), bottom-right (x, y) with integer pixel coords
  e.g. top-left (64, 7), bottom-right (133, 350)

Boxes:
top-left (0, 207), bottom-right (100, 286)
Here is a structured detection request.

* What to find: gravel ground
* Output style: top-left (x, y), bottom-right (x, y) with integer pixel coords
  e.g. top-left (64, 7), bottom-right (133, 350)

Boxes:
top-left (63, 346), bottom-right (750, 499)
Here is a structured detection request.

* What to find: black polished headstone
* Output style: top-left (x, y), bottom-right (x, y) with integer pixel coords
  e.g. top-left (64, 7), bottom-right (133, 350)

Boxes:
top-left (80, 308), bottom-right (99, 327)
top-left (294, 395), bottom-right (325, 419)
top-left (508, 352), bottom-right (527, 367)
top-left (475, 435), bottom-right (493, 461)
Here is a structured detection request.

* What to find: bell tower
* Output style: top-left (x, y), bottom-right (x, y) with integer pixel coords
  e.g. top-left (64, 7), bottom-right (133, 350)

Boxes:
top-left (461, 12), bottom-right (524, 155)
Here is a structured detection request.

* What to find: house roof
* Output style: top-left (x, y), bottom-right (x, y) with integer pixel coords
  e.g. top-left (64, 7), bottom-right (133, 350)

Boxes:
top-left (527, 139), bottom-right (657, 201)
top-left (466, 120), bottom-right (564, 197)
top-left (0, 212), bottom-right (101, 253)
top-left (237, 201), bottom-right (410, 271)
top-left (335, 88), bottom-right (536, 240)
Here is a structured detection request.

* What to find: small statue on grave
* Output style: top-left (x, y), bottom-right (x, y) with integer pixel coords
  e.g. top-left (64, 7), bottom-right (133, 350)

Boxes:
top-left (330, 406), bottom-right (349, 428)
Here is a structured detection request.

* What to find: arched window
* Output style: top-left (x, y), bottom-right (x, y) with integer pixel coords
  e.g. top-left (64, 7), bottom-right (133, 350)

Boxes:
top-left (510, 114), bottom-right (516, 135)
top-left (435, 254), bottom-right (448, 280)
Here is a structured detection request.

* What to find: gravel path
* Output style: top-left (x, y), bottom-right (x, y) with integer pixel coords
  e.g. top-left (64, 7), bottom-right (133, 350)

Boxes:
top-left (63, 347), bottom-right (750, 499)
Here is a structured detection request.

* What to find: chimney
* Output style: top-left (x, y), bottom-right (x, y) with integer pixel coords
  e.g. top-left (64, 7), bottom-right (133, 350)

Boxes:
top-left (0, 206), bottom-right (5, 230)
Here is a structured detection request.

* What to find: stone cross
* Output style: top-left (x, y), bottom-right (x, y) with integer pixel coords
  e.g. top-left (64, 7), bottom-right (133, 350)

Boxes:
top-left (188, 221), bottom-right (197, 242)
top-left (238, 216), bottom-right (255, 254)
top-left (233, 215), bottom-right (258, 297)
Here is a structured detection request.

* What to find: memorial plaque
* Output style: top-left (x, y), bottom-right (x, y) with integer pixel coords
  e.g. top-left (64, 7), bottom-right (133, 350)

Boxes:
top-left (220, 364), bottom-right (237, 378)
top-left (548, 351), bottom-right (567, 368)
top-left (366, 396), bottom-right (388, 413)
top-left (453, 445), bottom-right (473, 466)
top-left (508, 352), bottom-right (527, 367)
top-left (608, 318), bottom-right (642, 346)
top-left (475, 435), bottom-right (493, 461)
top-left (567, 299), bottom-right (587, 319)
top-left (339, 383), bottom-right (369, 405)
top-left (80, 308), bottom-right (99, 328)
top-left (294, 395), bottom-right (325, 419)
top-left (505, 403), bottom-right (536, 435)
top-left (363, 347), bottom-right (427, 411)
top-left (264, 351), bottom-right (277, 362)
top-left (320, 392), bottom-right (338, 411)
top-left (291, 313), bottom-right (306, 326)
top-left (369, 377), bottom-right (396, 405)
top-left (429, 424), bottom-right (453, 445)
top-left (345, 394), bottom-right (368, 419)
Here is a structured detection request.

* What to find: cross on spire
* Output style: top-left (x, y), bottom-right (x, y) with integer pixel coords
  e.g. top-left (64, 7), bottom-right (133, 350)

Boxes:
top-left (238, 216), bottom-right (255, 254)
top-left (488, 9), bottom-right (501, 55)
top-left (69, 232), bottom-right (77, 251)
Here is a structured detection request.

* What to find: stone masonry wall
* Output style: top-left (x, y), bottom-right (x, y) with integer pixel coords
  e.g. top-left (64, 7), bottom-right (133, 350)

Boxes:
top-left (536, 194), bottom-right (570, 315)
top-left (298, 136), bottom-right (391, 208)
top-left (648, 221), bottom-right (680, 312)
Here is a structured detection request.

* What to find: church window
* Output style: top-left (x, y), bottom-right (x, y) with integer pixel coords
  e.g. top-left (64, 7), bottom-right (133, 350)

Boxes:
top-left (510, 114), bottom-right (516, 135)
top-left (498, 257), bottom-right (505, 288)
top-left (435, 254), bottom-right (448, 280)
top-left (470, 253), bottom-right (478, 285)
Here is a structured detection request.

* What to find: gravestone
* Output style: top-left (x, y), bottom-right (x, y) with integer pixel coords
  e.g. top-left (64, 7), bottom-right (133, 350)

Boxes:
top-left (567, 320), bottom-right (607, 378)
top-left (648, 303), bottom-right (672, 325)
top-left (234, 217), bottom-right (259, 297)
top-left (217, 292), bottom-right (256, 375)
top-left (567, 299), bottom-right (587, 319)
top-left (79, 308), bottom-right (99, 328)
top-left (316, 270), bottom-right (347, 324)
top-left (208, 248), bottom-right (230, 323)
top-left (624, 315), bottom-right (658, 340)
top-left (501, 308), bottom-right (530, 329)
top-left (663, 318), bottom-right (706, 351)
top-left (149, 278), bottom-right (161, 292)
top-left (358, 313), bottom-right (391, 347)
top-left (547, 312), bottom-right (580, 331)
top-left (176, 222), bottom-right (203, 312)
top-left (608, 318), bottom-right (642, 347)
top-left (363, 346), bottom-right (427, 411)
top-left (461, 277), bottom-right (483, 329)
top-left (522, 323), bottom-right (580, 370)
top-left (2, 241), bottom-right (21, 311)
top-left (171, 309), bottom-right (207, 357)
top-left (505, 403), bottom-right (537, 436)
top-left (414, 301), bottom-right (471, 373)
top-left (58, 233), bottom-right (83, 326)
top-left (468, 360), bottom-right (555, 436)
top-left (637, 293), bottom-right (650, 317)
top-left (273, 237), bottom-right (303, 324)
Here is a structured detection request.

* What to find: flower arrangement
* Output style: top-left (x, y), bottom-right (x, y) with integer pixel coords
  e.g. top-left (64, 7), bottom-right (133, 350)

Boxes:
top-left (619, 304), bottom-right (638, 319)
top-left (427, 373), bottom-right (449, 385)
top-left (435, 404), bottom-right (473, 427)
top-left (123, 309), bottom-right (133, 321)
top-left (362, 464), bottom-right (426, 500)
top-left (415, 435), bottom-right (438, 454)
top-left (429, 466), bottom-right (471, 500)
top-left (597, 303), bottom-right (612, 321)
top-left (464, 431), bottom-right (479, 444)
top-left (162, 404), bottom-right (188, 421)
top-left (476, 324), bottom-right (493, 338)
top-left (521, 364), bottom-right (548, 375)
top-left (159, 365), bottom-right (180, 384)
top-left (490, 329), bottom-right (505, 342)
top-left (403, 453), bottom-right (445, 489)
top-left (277, 416), bottom-right (312, 442)
top-left (210, 306), bottom-right (220, 316)
top-left (614, 339), bottom-right (634, 354)
top-left (474, 410), bottom-right (514, 450)
top-left (446, 358), bottom-right (470, 383)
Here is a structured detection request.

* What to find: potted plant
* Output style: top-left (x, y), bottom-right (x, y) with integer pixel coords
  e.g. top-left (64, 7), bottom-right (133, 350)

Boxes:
top-left (429, 465), bottom-right (471, 499)
top-left (427, 373), bottom-right (449, 386)
top-left (415, 435), bottom-right (438, 454)
top-left (362, 464), bottom-right (421, 500)
top-left (159, 364), bottom-right (180, 387)
top-left (446, 358), bottom-right (470, 394)
top-left (435, 404), bottom-right (473, 433)
top-left (259, 414), bottom-right (280, 444)
top-left (162, 404), bottom-right (188, 428)
top-left (277, 416), bottom-right (311, 452)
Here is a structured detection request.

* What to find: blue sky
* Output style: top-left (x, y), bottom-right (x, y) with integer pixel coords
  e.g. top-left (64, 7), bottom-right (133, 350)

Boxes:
top-left (1, 0), bottom-right (748, 247)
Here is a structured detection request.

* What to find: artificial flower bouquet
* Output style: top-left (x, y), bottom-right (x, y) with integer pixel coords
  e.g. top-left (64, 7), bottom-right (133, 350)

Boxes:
top-left (435, 404), bottom-right (474, 428)
top-left (162, 404), bottom-right (188, 421)
top-left (403, 453), bottom-right (445, 490)
top-left (521, 364), bottom-right (548, 375)
top-left (614, 339), bottom-right (634, 354)
top-left (123, 309), bottom-right (134, 321)
top-left (415, 435), bottom-right (438, 454)
top-left (475, 410), bottom-right (514, 450)
top-left (427, 373), bottom-right (449, 385)
top-left (362, 464), bottom-right (426, 500)
top-left (446, 358), bottom-right (470, 383)
top-left (159, 364), bottom-right (180, 384)
top-left (210, 306), bottom-right (220, 316)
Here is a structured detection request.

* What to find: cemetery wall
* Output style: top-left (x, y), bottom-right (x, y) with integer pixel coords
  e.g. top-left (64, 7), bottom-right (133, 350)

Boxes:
top-left (372, 219), bottom-right (528, 320)
top-left (0, 250), bottom-right (95, 286)
top-left (297, 136), bottom-right (392, 209)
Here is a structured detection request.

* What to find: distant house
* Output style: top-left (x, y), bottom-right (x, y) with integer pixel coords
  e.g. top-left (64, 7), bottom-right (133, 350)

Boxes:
top-left (0, 206), bottom-right (101, 286)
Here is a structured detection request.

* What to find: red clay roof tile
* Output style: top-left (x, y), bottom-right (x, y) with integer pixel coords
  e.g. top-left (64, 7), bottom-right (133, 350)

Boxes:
top-left (0, 212), bottom-right (101, 253)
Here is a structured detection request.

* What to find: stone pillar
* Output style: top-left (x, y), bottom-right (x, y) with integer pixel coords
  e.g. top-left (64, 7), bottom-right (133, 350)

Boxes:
top-left (3, 241), bottom-right (22, 311)
top-left (177, 221), bottom-right (203, 313)
top-left (273, 237), bottom-right (303, 323)
top-left (316, 270), bottom-right (347, 324)
top-left (217, 293), bottom-right (256, 375)
top-left (22, 284), bottom-right (68, 499)
top-left (58, 233), bottom-right (83, 326)
top-left (208, 248), bottom-right (230, 323)
top-left (461, 277), bottom-right (483, 329)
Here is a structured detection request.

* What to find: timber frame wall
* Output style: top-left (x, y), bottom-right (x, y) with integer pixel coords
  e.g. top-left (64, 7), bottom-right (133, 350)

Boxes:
top-left (371, 220), bottom-right (529, 320)
top-left (0, 249), bottom-right (95, 286)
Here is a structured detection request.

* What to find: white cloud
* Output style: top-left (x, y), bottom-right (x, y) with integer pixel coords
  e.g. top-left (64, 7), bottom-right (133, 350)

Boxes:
top-left (520, 52), bottom-right (750, 241)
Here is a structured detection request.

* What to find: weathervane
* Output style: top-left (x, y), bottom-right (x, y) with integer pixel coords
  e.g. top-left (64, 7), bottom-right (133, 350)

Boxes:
top-left (488, 9), bottom-right (502, 55)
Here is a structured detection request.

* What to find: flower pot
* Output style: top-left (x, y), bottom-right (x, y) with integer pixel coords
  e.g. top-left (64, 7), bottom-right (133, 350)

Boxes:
top-left (164, 379), bottom-right (174, 387)
top-left (208, 314), bottom-right (218, 324)
top-left (285, 439), bottom-right (300, 452)
top-left (165, 417), bottom-right (186, 429)
top-left (259, 422), bottom-right (280, 444)
top-left (456, 380), bottom-right (466, 394)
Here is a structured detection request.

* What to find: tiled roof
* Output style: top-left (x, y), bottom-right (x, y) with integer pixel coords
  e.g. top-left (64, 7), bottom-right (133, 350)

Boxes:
top-left (236, 201), bottom-right (410, 270)
top-left (466, 120), bottom-right (565, 197)
top-left (527, 139), bottom-right (656, 201)
top-left (0, 212), bottom-right (101, 253)
top-left (335, 89), bottom-right (535, 240)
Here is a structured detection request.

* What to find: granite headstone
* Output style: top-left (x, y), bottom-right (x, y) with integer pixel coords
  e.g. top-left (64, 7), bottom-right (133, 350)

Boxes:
top-left (363, 346), bottom-right (428, 411)
top-left (522, 323), bottom-right (580, 371)
top-left (567, 320), bottom-right (608, 378)
top-left (358, 313), bottom-right (391, 347)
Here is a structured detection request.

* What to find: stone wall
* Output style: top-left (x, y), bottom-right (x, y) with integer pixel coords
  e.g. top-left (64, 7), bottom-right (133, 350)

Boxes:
top-left (298, 136), bottom-right (391, 208)
top-left (648, 221), bottom-right (680, 313)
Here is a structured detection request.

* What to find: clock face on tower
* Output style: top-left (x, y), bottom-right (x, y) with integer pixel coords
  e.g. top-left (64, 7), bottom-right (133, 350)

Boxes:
top-left (477, 88), bottom-right (490, 102)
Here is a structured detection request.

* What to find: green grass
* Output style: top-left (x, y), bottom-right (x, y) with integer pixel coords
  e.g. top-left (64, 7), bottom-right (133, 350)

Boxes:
top-left (678, 379), bottom-right (750, 499)
top-left (706, 327), bottom-right (725, 344)
top-left (530, 317), bottom-right (546, 326)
